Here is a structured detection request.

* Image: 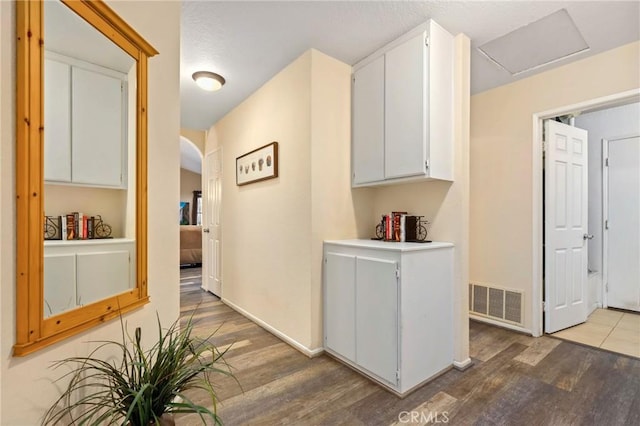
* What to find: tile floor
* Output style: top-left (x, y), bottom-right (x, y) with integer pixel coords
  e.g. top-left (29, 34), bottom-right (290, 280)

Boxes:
top-left (552, 308), bottom-right (640, 358)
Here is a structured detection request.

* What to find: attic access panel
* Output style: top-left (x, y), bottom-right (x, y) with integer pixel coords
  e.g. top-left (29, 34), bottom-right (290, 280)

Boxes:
top-left (478, 9), bottom-right (589, 75)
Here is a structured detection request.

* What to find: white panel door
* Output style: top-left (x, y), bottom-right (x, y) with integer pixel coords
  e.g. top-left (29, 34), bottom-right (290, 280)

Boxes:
top-left (356, 256), bottom-right (398, 385)
top-left (545, 120), bottom-right (589, 333)
top-left (76, 250), bottom-right (130, 306)
top-left (44, 254), bottom-right (76, 318)
top-left (203, 148), bottom-right (222, 296)
top-left (324, 252), bottom-right (356, 362)
top-left (385, 32), bottom-right (426, 179)
top-left (352, 56), bottom-right (385, 185)
top-left (44, 58), bottom-right (72, 182)
top-left (72, 67), bottom-right (123, 186)
top-left (606, 136), bottom-right (640, 311)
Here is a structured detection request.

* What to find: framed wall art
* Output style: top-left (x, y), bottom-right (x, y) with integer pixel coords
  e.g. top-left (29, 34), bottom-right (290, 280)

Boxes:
top-left (236, 141), bottom-right (279, 186)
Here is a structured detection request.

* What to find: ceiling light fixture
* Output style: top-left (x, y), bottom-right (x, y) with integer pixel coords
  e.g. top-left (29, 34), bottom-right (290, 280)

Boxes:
top-left (192, 71), bottom-right (225, 91)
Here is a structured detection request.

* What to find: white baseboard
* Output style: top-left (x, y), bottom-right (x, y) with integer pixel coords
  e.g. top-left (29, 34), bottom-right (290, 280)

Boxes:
top-left (221, 298), bottom-right (324, 358)
top-left (453, 358), bottom-right (473, 371)
top-left (469, 314), bottom-right (533, 335)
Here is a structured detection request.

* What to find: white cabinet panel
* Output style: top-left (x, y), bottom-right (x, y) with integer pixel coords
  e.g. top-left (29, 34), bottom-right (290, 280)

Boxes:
top-left (77, 250), bottom-right (131, 306)
top-left (72, 67), bottom-right (124, 187)
top-left (44, 254), bottom-right (76, 318)
top-left (324, 253), bottom-right (357, 362)
top-left (385, 32), bottom-right (426, 179)
top-left (44, 59), bottom-right (72, 182)
top-left (355, 256), bottom-right (398, 385)
top-left (352, 56), bottom-right (385, 185)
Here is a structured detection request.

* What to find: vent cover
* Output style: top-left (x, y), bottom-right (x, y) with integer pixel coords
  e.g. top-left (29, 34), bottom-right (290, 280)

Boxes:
top-left (469, 283), bottom-right (523, 326)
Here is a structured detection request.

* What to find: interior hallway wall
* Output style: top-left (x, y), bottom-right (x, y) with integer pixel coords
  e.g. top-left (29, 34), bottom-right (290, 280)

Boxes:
top-left (206, 49), bottom-right (372, 352)
top-left (470, 41), bottom-right (640, 334)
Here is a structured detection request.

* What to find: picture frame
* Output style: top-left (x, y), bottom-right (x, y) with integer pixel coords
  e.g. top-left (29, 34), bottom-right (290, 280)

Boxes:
top-left (236, 141), bottom-right (279, 186)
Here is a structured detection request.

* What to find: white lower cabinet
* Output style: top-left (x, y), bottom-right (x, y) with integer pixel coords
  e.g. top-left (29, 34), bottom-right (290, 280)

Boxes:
top-left (44, 239), bottom-right (135, 318)
top-left (323, 239), bottom-right (453, 396)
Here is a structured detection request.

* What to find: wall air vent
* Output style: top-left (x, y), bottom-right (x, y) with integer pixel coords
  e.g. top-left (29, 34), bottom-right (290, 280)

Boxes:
top-left (469, 283), bottom-right (523, 326)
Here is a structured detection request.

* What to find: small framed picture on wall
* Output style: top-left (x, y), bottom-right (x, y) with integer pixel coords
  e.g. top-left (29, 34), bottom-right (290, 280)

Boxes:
top-left (236, 141), bottom-right (279, 186)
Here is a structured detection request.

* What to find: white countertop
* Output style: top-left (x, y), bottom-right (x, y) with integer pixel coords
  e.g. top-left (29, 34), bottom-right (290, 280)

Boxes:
top-left (44, 237), bottom-right (134, 247)
top-left (324, 239), bottom-right (453, 252)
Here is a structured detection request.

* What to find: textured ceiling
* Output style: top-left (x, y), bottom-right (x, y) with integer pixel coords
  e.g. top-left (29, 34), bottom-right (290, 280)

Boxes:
top-left (180, 1), bottom-right (640, 130)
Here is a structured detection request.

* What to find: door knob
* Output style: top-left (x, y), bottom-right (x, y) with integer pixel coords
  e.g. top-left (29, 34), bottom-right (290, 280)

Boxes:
top-left (203, 228), bottom-right (210, 233)
top-left (583, 233), bottom-right (594, 240)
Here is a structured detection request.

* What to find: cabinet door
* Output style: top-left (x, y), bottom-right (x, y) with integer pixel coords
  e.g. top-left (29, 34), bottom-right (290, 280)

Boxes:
top-left (44, 254), bottom-right (76, 318)
top-left (44, 59), bottom-right (72, 182)
top-left (324, 252), bottom-right (356, 362)
top-left (76, 250), bottom-right (130, 306)
top-left (71, 67), bottom-right (124, 187)
top-left (356, 256), bottom-right (398, 385)
top-left (352, 56), bottom-right (385, 185)
top-left (385, 32), bottom-right (427, 179)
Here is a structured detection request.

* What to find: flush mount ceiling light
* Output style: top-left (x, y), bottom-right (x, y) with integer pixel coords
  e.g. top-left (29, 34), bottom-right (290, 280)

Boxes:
top-left (192, 71), bottom-right (225, 91)
top-left (478, 9), bottom-right (589, 75)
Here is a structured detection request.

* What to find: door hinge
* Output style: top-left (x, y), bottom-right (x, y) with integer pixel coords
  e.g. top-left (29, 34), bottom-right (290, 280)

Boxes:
top-left (605, 283), bottom-right (609, 292)
top-left (605, 157), bottom-right (609, 167)
top-left (542, 301), bottom-right (546, 312)
top-left (324, 257), bottom-right (327, 264)
top-left (605, 220), bottom-right (609, 230)
top-left (542, 140), bottom-right (547, 152)
top-left (395, 268), bottom-right (400, 279)
top-left (425, 36), bottom-right (429, 47)
top-left (425, 160), bottom-right (430, 170)
top-left (396, 370), bottom-right (400, 383)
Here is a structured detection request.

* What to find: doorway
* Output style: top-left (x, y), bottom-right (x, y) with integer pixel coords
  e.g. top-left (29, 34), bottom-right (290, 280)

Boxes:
top-left (537, 95), bottom-right (640, 358)
top-left (202, 148), bottom-right (222, 296)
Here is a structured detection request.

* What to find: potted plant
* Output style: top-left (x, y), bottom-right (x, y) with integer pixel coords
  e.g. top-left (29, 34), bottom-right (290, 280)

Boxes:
top-left (43, 314), bottom-right (234, 425)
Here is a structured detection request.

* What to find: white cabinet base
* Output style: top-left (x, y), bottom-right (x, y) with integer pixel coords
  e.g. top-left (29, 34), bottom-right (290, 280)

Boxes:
top-left (323, 240), bottom-right (454, 397)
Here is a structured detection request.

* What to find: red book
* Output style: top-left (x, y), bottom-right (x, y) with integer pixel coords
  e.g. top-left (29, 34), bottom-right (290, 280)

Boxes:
top-left (83, 216), bottom-right (88, 240)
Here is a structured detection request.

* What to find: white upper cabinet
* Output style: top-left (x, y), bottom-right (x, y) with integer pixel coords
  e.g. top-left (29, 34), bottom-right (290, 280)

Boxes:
top-left (44, 52), bottom-right (127, 188)
top-left (352, 20), bottom-right (454, 187)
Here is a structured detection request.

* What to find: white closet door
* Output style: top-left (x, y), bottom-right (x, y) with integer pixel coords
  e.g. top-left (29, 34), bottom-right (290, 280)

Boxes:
top-left (44, 59), bottom-right (72, 182)
top-left (544, 120), bottom-right (589, 333)
top-left (607, 136), bottom-right (640, 311)
top-left (71, 67), bottom-right (123, 186)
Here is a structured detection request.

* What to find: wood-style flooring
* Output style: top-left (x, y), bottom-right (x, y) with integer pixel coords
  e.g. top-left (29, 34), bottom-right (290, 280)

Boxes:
top-left (177, 267), bottom-right (640, 425)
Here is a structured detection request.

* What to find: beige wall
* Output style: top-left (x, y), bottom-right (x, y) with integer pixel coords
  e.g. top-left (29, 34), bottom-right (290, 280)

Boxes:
top-left (470, 41), bottom-right (640, 333)
top-left (0, 1), bottom-right (181, 423)
top-left (371, 35), bottom-right (471, 364)
top-left (44, 184), bottom-right (128, 238)
top-left (180, 168), bottom-right (202, 223)
top-left (181, 128), bottom-right (206, 154)
top-left (207, 49), bottom-right (372, 351)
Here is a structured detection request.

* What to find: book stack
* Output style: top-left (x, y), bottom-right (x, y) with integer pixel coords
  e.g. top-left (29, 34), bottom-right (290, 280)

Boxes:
top-left (59, 213), bottom-right (98, 240)
top-left (379, 211), bottom-right (408, 242)
top-left (377, 213), bottom-right (424, 242)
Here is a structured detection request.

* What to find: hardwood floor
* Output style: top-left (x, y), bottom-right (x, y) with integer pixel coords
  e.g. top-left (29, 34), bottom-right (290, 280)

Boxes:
top-left (177, 268), bottom-right (640, 425)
